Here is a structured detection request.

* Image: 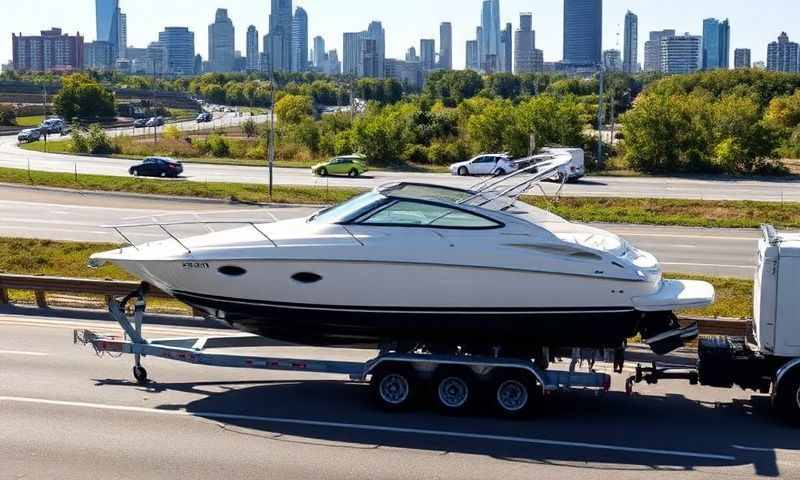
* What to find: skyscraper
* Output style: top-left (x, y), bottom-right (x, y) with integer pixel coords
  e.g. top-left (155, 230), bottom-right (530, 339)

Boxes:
top-left (603, 49), bottom-right (622, 71)
top-left (439, 22), bottom-right (453, 70)
top-left (12, 28), bottom-right (84, 72)
top-left (466, 40), bottom-right (479, 71)
top-left (563, 0), bottom-right (602, 66)
top-left (480, 0), bottom-right (500, 72)
top-left (623, 11), bottom-right (638, 74)
top-left (95, 0), bottom-right (120, 59)
top-left (266, 0), bottom-right (293, 72)
top-left (118, 12), bottom-right (127, 59)
top-left (291, 7), bottom-right (308, 72)
top-left (208, 8), bottom-right (235, 72)
top-left (514, 12), bottom-right (541, 73)
top-left (499, 23), bottom-right (512, 73)
top-left (767, 32), bottom-right (799, 73)
top-left (420, 39), bottom-right (436, 71)
top-left (734, 48), bottom-right (751, 69)
top-left (343, 31), bottom-right (363, 75)
top-left (246, 26), bottom-right (260, 71)
top-left (644, 29), bottom-right (675, 72)
top-left (313, 36), bottom-right (325, 68)
top-left (366, 21), bottom-right (386, 78)
top-left (702, 18), bottom-right (730, 70)
top-left (358, 38), bottom-right (379, 77)
top-left (158, 27), bottom-right (195, 75)
top-left (661, 33), bottom-right (702, 74)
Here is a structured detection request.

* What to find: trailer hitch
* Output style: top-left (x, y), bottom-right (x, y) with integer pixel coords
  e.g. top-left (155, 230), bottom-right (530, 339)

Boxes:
top-left (625, 362), bottom-right (699, 395)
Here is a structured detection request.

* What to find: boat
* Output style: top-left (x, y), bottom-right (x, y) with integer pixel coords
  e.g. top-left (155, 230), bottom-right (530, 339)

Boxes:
top-left (89, 155), bottom-right (715, 356)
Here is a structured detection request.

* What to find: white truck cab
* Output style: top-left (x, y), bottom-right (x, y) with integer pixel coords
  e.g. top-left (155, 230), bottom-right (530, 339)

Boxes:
top-left (755, 226), bottom-right (800, 357)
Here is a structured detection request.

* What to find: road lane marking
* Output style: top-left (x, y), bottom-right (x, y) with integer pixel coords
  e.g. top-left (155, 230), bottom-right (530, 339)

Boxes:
top-left (616, 233), bottom-right (757, 242)
top-left (0, 396), bottom-right (736, 461)
top-left (0, 350), bottom-right (48, 356)
top-left (661, 262), bottom-right (754, 270)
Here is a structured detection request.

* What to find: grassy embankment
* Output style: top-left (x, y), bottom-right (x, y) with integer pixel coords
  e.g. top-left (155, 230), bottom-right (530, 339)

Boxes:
top-left (0, 237), bottom-right (752, 319)
top-left (15, 115), bottom-right (45, 127)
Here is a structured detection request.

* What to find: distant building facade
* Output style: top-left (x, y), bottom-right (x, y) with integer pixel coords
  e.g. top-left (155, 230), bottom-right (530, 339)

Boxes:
top-left (246, 26), bottom-right (260, 71)
top-left (767, 32), bottom-right (799, 73)
top-left (84, 40), bottom-right (113, 70)
top-left (466, 40), bottom-right (479, 71)
top-left (479, 0), bottom-right (501, 72)
top-left (734, 48), bottom-right (751, 69)
top-left (661, 34), bottom-right (702, 74)
top-left (11, 28), bottom-right (84, 72)
top-left (95, 0), bottom-right (120, 59)
top-left (603, 49), bottom-right (622, 71)
top-left (386, 58), bottom-right (423, 90)
top-left (623, 11), bottom-right (638, 73)
top-left (291, 7), bottom-right (308, 72)
top-left (208, 8), bottom-right (235, 72)
top-left (266, 0), bottom-right (293, 72)
top-left (702, 18), bottom-right (730, 70)
top-left (563, 0), bottom-right (602, 67)
top-left (514, 13), bottom-right (542, 73)
top-left (420, 39), bottom-right (436, 71)
top-left (313, 36), bottom-right (325, 69)
top-left (158, 27), bottom-right (195, 75)
top-left (439, 22), bottom-right (453, 70)
top-left (499, 23), bottom-right (513, 73)
top-left (644, 29), bottom-right (675, 72)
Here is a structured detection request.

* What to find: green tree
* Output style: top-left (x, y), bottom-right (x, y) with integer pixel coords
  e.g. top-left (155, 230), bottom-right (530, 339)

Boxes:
top-left (241, 119), bottom-right (258, 138)
top-left (274, 94), bottom-right (313, 124)
top-left (423, 70), bottom-right (484, 105)
top-left (351, 106), bottom-right (410, 165)
top-left (488, 73), bottom-right (522, 99)
top-left (53, 73), bottom-right (116, 120)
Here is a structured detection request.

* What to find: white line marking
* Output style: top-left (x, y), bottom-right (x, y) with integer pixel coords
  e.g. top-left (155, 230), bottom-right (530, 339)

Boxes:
top-left (0, 350), bottom-right (48, 356)
top-left (620, 233), bottom-right (757, 242)
top-left (661, 262), bottom-right (754, 270)
top-left (0, 396), bottom-right (736, 461)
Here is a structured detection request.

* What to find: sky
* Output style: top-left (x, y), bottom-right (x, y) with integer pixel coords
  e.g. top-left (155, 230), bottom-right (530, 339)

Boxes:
top-left (2, 0), bottom-right (799, 69)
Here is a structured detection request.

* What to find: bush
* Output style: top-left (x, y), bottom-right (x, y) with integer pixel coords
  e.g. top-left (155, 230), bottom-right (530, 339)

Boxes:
top-left (274, 94), bottom-right (313, 124)
top-left (163, 124), bottom-right (181, 140)
top-left (86, 124), bottom-right (118, 154)
top-left (206, 134), bottom-right (230, 157)
top-left (242, 119), bottom-right (258, 138)
top-left (0, 105), bottom-right (16, 126)
top-left (402, 144), bottom-right (429, 164)
top-left (69, 129), bottom-right (89, 153)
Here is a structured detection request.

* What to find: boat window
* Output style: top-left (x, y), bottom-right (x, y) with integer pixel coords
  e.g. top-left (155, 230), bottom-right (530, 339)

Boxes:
top-left (360, 201), bottom-right (500, 229)
top-left (380, 184), bottom-right (473, 203)
top-left (308, 191), bottom-right (388, 224)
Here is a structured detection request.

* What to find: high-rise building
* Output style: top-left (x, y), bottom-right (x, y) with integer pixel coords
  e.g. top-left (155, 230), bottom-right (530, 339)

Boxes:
top-left (246, 26), bottom-right (260, 71)
top-left (386, 58), bottom-right (423, 90)
top-left (623, 11), bottom-right (638, 74)
top-left (499, 23), bottom-right (512, 73)
top-left (420, 39), bottom-right (436, 71)
top-left (644, 29), bottom-right (675, 72)
top-left (118, 12), bottom-right (127, 59)
top-left (158, 27), bottom-right (195, 75)
top-left (291, 7), bottom-right (308, 72)
top-left (313, 36), bottom-right (325, 68)
top-left (514, 12), bottom-right (542, 73)
top-left (480, 0), bottom-right (500, 72)
top-left (767, 32), bottom-right (799, 73)
top-left (563, 0), bottom-right (602, 66)
top-left (734, 48), bottom-right (751, 69)
top-left (366, 21), bottom-right (386, 78)
top-left (11, 28), bottom-right (84, 72)
top-left (439, 22), bottom-right (453, 70)
top-left (343, 32), bottom-right (363, 76)
top-left (661, 33), bottom-right (702, 74)
top-left (358, 38), bottom-right (379, 77)
top-left (702, 18), bottom-right (730, 70)
top-left (326, 49), bottom-right (341, 75)
top-left (466, 40), bottom-right (479, 71)
top-left (266, 0), bottom-right (293, 72)
top-left (405, 46), bottom-right (418, 62)
top-left (208, 8), bottom-right (235, 72)
top-left (603, 49), bottom-right (622, 71)
top-left (476, 26), bottom-right (483, 66)
top-left (95, 0), bottom-right (120, 59)
top-left (194, 54), bottom-right (203, 74)
top-left (146, 41), bottom-right (168, 75)
top-left (84, 41), bottom-right (113, 70)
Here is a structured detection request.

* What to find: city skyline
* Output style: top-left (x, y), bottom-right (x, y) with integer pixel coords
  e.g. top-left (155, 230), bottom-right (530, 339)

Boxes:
top-left (3, 0), bottom-right (800, 70)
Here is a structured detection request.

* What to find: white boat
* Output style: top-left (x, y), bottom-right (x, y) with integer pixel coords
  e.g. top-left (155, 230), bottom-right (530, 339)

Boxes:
top-left (90, 156), bottom-right (715, 355)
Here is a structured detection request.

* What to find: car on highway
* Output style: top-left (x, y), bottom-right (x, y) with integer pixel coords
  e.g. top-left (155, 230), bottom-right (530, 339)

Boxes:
top-left (449, 154), bottom-right (517, 176)
top-left (17, 128), bottom-right (42, 143)
top-left (39, 118), bottom-right (66, 135)
top-left (312, 155), bottom-right (368, 177)
top-left (133, 118), bottom-right (148, 128)
top-left (145, 116), bottom-right (165, 128)
top-left (129, 157), bottom-right (184, 178)
top-left (196, 112), bottom-right (213, 123)
top-left (518, 148), bottom-right (586, 183)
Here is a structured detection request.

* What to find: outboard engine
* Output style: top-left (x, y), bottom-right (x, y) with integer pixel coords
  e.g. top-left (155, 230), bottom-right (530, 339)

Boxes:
top-left (640, 312), bottom-right (700, 355)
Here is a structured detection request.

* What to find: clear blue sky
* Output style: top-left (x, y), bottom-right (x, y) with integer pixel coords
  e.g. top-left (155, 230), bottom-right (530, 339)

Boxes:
top-left (2, 0), bottom-right (798, 68)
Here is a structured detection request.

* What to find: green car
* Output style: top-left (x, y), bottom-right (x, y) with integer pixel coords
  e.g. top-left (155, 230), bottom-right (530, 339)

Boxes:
top-left (311, 155), bottom-right (368, 177)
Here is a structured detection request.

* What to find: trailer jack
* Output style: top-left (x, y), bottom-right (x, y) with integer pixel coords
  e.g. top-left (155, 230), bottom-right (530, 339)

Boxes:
top-left (625, 363), bottom-right (699, 395)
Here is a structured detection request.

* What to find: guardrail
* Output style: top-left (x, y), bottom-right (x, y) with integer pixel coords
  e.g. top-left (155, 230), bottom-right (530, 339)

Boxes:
top-left (0, 273), bottom-right (752, 339)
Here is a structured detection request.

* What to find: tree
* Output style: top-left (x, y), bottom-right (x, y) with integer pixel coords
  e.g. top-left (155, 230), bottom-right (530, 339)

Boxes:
top-left (487, 73), bottom-right (522, 99)
top-left (351, 106), bottom-right (410, 165)
top-left (423, 70), bottom-right (484, 105)
top-left (274, 94), bottom-right (313, 124)
top-left (53, 73), bottom-right (116, 120)
top-left (200, 84), bottom-right (226, 104)
top-left (241, 119), bottom-right (258, 138)
top-left (0, 105), bottom-right (16, 126)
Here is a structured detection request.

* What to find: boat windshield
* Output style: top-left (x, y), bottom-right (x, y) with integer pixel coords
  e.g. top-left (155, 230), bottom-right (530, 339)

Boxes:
top-left (308, 191), bottom-right (388, 224)
top-left (379, 183), bottom-right (474, 204)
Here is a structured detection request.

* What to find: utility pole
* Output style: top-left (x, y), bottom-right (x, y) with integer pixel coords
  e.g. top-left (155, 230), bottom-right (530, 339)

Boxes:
top-left (267, 62), bottom-right (276, 199)
top-left (42, 86), bottom-right (48, 153)
top-left (152, 60), bottom-right (158, 144)
top-left (596, 66), bottom-right (605, 171)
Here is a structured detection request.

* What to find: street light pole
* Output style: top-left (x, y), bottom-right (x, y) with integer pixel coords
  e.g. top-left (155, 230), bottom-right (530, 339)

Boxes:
top-left (596, 65), bottom-right (605, 171)
top-left (267, 62), bottom-right (276, 199)
top-left (43, 86), bottom-right (48, 153)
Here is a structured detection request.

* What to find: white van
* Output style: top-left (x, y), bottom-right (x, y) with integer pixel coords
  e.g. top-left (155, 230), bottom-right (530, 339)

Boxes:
top-left (516, 148), bottom-right (585, 182)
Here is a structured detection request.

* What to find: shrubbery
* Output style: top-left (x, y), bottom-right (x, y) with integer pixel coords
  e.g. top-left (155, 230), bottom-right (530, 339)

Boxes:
top-left (0, 105), bottom-right (16, 126)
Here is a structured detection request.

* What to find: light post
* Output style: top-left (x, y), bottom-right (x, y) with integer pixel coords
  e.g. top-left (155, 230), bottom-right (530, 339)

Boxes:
top-left (596, 65), bottom-right (605, 171)
top-left (267, 62), bottom-right (276, 199)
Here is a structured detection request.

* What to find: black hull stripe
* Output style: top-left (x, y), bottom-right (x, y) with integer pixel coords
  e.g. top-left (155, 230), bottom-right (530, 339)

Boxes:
top-left (173, 290), bottom-right (637, 315)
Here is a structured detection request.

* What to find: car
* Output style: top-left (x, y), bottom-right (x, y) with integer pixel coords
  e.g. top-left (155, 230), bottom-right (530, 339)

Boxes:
top-left (145, 116), bottom-right (164, 128)
top-left (196, 112), bottom-right (213, 123)
top-left (449, 154), bottom-right (517, 177)
top-left (39, 118), bottom-right (65, 134)
top-left (311, 155), bottom-right (368, 177)
top-left (129, 157), bottom-right (184, 178)
top-left (17, 128), bottom-right (42, 143)
top-left (133, 118), bottom-right (148, 128)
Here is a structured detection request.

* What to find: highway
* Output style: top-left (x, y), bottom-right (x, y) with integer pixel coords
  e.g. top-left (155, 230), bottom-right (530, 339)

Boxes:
top-left (0, 185), bottom-right (759, 278)
top-left (3, 129), bottom-right (800, 202)
top-left (1, 310), bottom-right (799, 479)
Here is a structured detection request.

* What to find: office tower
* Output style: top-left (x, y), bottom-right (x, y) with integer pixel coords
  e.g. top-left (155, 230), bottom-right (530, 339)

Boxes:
top-left (95, 0), bottom-right (120, 59)
top-left (476, 26), bottom-right (483, 65)
top-left (366, 21), bottom-right (385, 78)
top-left (514, 12), bottom-right (540, 73)
top-left (246, 26), bottom-right (260, 71)
top-left (420, 39), bottom-right (436, 71)
top-left (734, 48), bottom-right (751, 69)
top-left (158, 27), bottom-right (195, 75)
top-left (767, 32), bottom-right (799, 73)
top-left (358, 38), bottom-right (379, 77)
top-left (386, 58), bottom-right (423, 90)
top-left (623, 11), bottom-right (638, 73)
top-left (702, 18), bottom-right (730, 69)
top-left (208, 8), bottom-right (235, 72)
top-left (194, 54), bottom-right (203, 74)
top-left (117, 11), bottom-right (127, 59)
top-left (146, 41), bottom-right (168, 75)
top-left (466, 41), bottom-right (479, 70)
top-left (480, 0), bottom-right (500, 72)
top-left (266, 0), bottom-right (293, 72)
top-left (327, 49), bottom-right (341, 75)
top-left (644, 30), bottom-right (675, 72)
top-left (406, 46), bottom-right (418, 62)
top-left (661, 33), bottom-right (702, 74)
top-left (439, 22), bottom-right (453, 70)
top-left (291, 7), bottom-right (308, 72)
top-left (563, 0), bottom-right (602, 66)
top-left (11, 28), bottom-right (84, 72)
top-left (603, 49), bottom-right (622, 71)
top-left (313, 36), bottom-right (325, 68)
top-left (84, 41), bottom-right (113, 70)
top-left (498, 23), bottom-right (512, 72)
top-left (343, 32), bottom-right (363, 75)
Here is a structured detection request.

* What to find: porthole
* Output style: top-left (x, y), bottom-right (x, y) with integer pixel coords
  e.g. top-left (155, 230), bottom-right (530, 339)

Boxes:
top-left (218, 266), bottom-right (247, 277)
top-left (292, 272), bottom-right (323, 284)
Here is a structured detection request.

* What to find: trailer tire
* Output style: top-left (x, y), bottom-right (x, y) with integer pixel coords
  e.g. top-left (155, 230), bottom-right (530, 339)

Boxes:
top-left (433, 367), bottom-right (476, 415)
top-left (491, 370), bottom-right (541, 418)
top-left (133, 366), bottom-right (148, 385)
top-left (370, 363), bottom-right (418, 412)
top-left (776, 371), bottom-right (800, 425)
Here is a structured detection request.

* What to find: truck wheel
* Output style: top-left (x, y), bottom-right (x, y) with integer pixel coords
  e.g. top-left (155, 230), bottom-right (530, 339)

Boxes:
top-left (776, 371), bottom-right (800, 425)
top-left (433, 367), bottom-right (476, 415)
top-left (491, 370), bottom-right (541, 418)
top-left (370, 363), bottom-right (418, 411)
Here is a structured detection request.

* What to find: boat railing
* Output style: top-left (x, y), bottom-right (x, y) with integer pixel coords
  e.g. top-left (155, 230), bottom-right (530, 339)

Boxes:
top-left (102, 221), bottom-right (279, 253)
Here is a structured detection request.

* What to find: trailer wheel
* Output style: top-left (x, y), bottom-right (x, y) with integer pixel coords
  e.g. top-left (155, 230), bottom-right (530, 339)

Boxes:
top-left (776, 371), bottom-right (800, 425)
top-left (491, 370), bottom-right (541, 418)
top-left (133, 366), bottom-right (149, 385)
top-left (433, 367), bottom-right (476, 415)
top-left (370, 363), bottom-right (417, 411)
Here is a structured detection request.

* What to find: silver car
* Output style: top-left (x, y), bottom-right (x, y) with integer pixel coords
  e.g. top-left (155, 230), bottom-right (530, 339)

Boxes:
top-left (17, 128), bottom-right (42, 143)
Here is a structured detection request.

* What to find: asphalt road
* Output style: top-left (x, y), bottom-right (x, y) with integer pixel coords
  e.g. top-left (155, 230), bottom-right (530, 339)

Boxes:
top-left (1, 310), bottom-right (799, 479)
top-left (3, 128), bottom-right (800, 202)
top-left (0, 185), bottom-right (759, 278)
